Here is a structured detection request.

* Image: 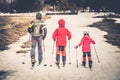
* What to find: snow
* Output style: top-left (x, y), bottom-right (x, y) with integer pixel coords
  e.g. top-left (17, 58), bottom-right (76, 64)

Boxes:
top-left (0, 12), bottom-right (120, 80)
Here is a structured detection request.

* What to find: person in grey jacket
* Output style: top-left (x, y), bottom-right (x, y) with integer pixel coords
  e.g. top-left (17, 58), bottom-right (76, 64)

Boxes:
top-left (28, 12), bottom-right (47, 67)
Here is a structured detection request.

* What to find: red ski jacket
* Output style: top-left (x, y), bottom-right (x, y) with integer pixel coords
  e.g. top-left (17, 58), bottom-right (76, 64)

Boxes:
top-left (52, 19), bottom-right (72, 47)
top-left (78, 35), bottom-right (95, 52)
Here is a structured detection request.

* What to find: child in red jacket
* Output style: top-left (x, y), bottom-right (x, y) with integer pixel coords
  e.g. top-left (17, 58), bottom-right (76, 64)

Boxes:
top-left (52, 19), bottom-right (72, 68)
top-left (74, 31), bottom-right (95, 69)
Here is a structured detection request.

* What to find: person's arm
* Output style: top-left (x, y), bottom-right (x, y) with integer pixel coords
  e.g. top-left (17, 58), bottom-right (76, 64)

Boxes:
top-left (74, 38), bottom-right (83, 49)
top-left (91, 38), bottom-right (95, 44)
top-left (43, 25), bottom-right (47, 40)
top-left (52, 29), bottom-right (58, 41)
top-left (78, 38), bottom-right (84, 47)
top-left (66, 29), bottom-right (72, 40)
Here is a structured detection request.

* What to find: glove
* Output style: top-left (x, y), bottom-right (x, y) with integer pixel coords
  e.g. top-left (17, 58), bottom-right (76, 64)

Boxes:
top-left (43, 36), bottom-right (45, 40)
top-left (53, 38), bottom-right (56, 41)
top-left (74, 45), bottom-right (78, 49)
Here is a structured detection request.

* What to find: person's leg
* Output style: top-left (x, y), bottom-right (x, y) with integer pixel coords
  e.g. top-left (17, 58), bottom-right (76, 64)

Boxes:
top-left (82, 52), bottom-right (86, 67)
top-left (62, 56), bottom-right (66, 67)
top-left (87, 52), bottom-right (92, 69)
top-left (56, 46), bottom-right (60, 65)
top-left (56, 54), bottom-right (60, 65)
top-left (61, 46), bottom-right (66, 67)
top-left (30, 36), bottom-right (37, 65)
top-left (37, 36), bottom-right (43, 64)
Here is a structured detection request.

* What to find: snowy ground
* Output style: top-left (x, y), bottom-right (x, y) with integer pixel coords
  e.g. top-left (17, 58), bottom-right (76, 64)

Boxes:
top-left (0, 12), bottom-right (120, 80)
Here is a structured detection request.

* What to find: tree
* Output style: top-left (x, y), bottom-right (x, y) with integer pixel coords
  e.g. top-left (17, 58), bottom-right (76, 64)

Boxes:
top-left (15, 0), bottom-right (36, 12)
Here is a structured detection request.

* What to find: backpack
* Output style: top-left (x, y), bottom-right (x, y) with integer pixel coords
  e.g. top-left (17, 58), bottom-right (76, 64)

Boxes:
top-left (31, 20), bottom-right (44, 37)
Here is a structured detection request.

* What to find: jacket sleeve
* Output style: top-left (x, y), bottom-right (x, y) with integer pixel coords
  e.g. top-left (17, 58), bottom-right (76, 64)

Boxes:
top-left (91, 38), bottom-right (95, 44)
top-left (78, 38), bottom-right (84, 47)
top-left (66, 29), bottom-right (72, 40)
top-left (43, 26), bottom-right (47, 39)
top-left (52, 29), bottom-right (58, 41)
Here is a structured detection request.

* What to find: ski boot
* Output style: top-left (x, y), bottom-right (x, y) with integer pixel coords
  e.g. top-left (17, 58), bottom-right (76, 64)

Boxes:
top-left (56, 62), bottom-right (60, 69)
top-left (38, 59), bottom-right (42, 65)
top-left (63, 62), bottom-right (66, 67)
top-left (62, 56), bottom-right (66, 67)
top-left (82, 62), bottom-right (86, 68)
top-left (37, 57), bottom-right (43, 66)
top-left (89, 61), bottom-right (92, 70)
top-left (31, 58), bottom-right (36, 69)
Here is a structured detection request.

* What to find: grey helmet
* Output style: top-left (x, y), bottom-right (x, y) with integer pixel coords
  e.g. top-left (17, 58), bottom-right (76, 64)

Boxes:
top-left (36, 12), bottom-right (42, 19)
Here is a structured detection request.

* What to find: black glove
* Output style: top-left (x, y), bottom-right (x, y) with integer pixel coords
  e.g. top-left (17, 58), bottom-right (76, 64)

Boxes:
top-left (74, 45), bottom-right (78, 49)
top-left (28, 28), bottom-right (32, 33)
top-left (43, 36), bottom-right (45, 40)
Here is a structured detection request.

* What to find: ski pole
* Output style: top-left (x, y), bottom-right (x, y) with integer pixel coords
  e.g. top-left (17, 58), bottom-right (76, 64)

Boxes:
top-left (43, 40), bottom-right (47, 66)
top-left (50, 41), bottom-right (55, 67)
top-left (29, 33), bottom-right (31, 41)
top-left (76, 49), bottom-right (79, 68)
top-left (93, 45), bottom-right (100, 63)
top-left (68, 40), bottom-right (71, 65)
